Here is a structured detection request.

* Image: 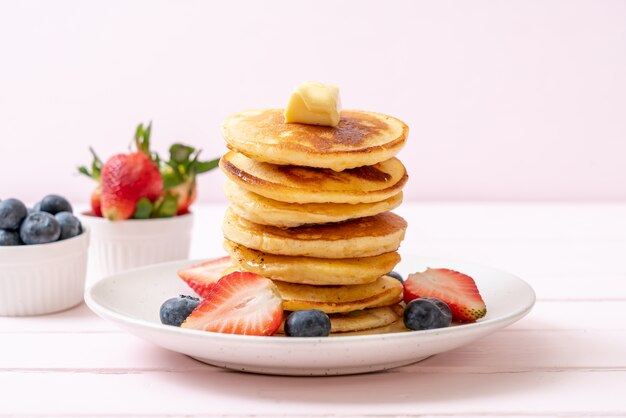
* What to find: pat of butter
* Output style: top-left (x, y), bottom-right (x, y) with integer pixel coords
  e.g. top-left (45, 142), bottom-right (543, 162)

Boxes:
top-left (284, 81), bottom-right (341, 127)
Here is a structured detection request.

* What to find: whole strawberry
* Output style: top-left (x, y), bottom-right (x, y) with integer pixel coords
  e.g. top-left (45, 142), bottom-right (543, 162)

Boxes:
top-left (100, 123), bottom-right (163, 221)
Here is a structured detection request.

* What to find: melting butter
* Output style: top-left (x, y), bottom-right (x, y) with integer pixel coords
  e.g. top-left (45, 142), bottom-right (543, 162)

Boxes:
top-left (284, 81), bottom-right (341, 127)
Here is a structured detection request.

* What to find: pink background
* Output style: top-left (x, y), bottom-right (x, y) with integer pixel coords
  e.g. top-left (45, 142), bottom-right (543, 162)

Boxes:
top-left (1, 0), bottom-right (625, 204)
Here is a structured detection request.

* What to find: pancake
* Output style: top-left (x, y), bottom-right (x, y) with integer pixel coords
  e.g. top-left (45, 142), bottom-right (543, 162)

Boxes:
top-left (276, 276), bottom-right (398, 305)
top-left (222, 208), bottom-right (407, 259)
top-left (220, 151), bottom-right (408, 204)
top-left (224, 239), bottom-right (400, 285)
top-left (275, 275), bottom-right (401, 305)
top-left (333, 319), bottom-right (409, 336)
top-left (329, 305), bottom-right (405, 333)
top-left (224, 180), bottom-right (403, 227)
top-left (222, 109), bottom-right (408, 171)
top-left (277, 305), bottom-right (404, 334)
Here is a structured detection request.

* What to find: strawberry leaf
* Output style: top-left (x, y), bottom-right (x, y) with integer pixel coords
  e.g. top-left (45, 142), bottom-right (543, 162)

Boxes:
top-left (162, 166), bottom-right (185, 189)
top-left (134, 122), bottom-right (153, 156)
top-left (78, 166), bottom-right (91, 177)
top-left (78, 147), bottom-right (103, 181)
top-left (152, 194), bottom-right (178, 218)
top-left (193, 157), bottom-right (220, 174)
top-left (161, 144), bottom-right (218, 190)
top-left (133, 198), bottom-right (153, 219)
top-left (169, 144), bottom-right (195, 164)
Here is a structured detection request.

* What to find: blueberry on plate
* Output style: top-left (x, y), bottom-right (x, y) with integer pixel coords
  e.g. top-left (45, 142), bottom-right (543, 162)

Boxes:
top-left (0, 198), bottom-right (27, 230)
top-left (403, 297), bottom-right (452, 331)
top-left (386, 270), bottom-right (403, 282)
top-left (39, 194), bottom-right (73, 215)
top-left (19, 212), bottom-right (61, 245)
top-left (0, 229), bottom-right (22, 246)
top-left (284, 309), bottom-right (331, 337)
top-left (160, 295), bottom-right (201, 326)
top-left (55, 211), bottom-right (82, 240)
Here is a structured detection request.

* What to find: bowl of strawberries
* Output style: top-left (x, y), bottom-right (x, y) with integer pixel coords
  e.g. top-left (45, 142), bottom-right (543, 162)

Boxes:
top-left (79, 123), bottom-right (218, 282)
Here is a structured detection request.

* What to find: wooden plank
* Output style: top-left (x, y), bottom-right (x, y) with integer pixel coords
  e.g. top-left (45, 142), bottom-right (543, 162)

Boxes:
top-left (0, 303), bottom-right (117, 333)
top-left (417, 329), bottom-right (626, 372)
top-left (0, 333), bottom-right (199, 370)
top-left (510, 301), bottom-right (626, 331)
top-left (0, 370), bottom-right (623, 416)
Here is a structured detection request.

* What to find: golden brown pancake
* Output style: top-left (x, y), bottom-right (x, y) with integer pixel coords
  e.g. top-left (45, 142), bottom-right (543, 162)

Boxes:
top-left (222, 208), bottom-right (407, 259)
top-left (224, 239), bottom-right (400, 285)
top-left (275, 275), bottom-right (401, 308)
top-left (277, 305), bottom-right (404, 334)
top-left (329, 305), bottom-right (405, 333)
top-left (224, 180), bottom-right (403, 227)
top-left (220, 151), bottom-right (408, 204)
top-left (278, 283), bottom-right (402, 313)
top-left (332, 319), bottom-right (410, 336)
top-left (222, 109), bottom-right (408, 171)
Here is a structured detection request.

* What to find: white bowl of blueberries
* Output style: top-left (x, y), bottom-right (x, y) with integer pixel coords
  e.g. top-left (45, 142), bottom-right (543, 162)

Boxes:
top-left (0, 195), bottom-right (89, 316)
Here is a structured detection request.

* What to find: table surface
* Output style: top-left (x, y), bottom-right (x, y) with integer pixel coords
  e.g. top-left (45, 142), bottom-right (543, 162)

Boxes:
top-left (2, 203), bottom-right (625, 417)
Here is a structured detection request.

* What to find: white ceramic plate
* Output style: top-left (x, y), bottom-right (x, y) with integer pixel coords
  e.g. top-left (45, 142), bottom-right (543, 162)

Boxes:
top-left (85, 256), bottom-right (535, 376)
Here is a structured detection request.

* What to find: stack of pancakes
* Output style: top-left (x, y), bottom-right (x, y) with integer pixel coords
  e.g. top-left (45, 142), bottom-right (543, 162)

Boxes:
top-left (219, 109), bottom-right (409, 335)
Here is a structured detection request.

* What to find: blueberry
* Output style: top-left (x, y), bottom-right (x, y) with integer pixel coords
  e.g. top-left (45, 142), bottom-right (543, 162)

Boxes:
top-left (19, 212), bottom-right (61, 245)
top-left (403, 297), bottom-right (452, 331)
top-left (33, 201), bottom-right (42, 212)
top-left (284, 309), bottom-right (331, 337)
top-left (0, 198), bottom-right (27, 230)
top-left (160, 295), bottom-right (201, 326)
top-left (55, 211), bottom-right (82, 240)
top-left (387, 270), bottom-right (403, 282)
top-left (39, 194), bottom-right (72, 215)
top-left (0, 229), bottom-right (22, 246)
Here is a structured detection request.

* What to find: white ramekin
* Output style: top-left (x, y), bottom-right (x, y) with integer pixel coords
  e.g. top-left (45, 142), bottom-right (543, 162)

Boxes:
top-left (79, 213), bottom-right (194, 283)
top-left (0, 228), bottom-right (90, 316)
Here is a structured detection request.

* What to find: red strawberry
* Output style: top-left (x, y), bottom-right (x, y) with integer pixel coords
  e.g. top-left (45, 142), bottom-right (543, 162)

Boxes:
top-left (177, 256), bottom-right (232, 298)
top-left (404, 268), bottom-right (487, 322)
top-left (100, 123), bottom-right (163, 221)
top-left (91, 187), bottom-right (102, 217)
top-left (101, 152), bottom-right (162, 220)
top-left (181, 271), bottom-right (283, 336)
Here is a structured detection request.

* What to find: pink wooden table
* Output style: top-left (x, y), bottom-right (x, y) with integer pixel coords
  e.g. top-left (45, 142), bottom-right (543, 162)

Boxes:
top-left (2, 203), bottom-right (625, 416)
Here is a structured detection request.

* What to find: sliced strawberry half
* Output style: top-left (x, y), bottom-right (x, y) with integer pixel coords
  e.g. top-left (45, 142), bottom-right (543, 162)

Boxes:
top-left (177, 256), bottom-right (232, 298)
top-left (181, 271), bottom-right (283, 336)
top-left (404, 268), bottom-right (486, 322)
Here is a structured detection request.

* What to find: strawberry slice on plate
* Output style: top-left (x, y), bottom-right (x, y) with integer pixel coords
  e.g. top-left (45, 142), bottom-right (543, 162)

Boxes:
top-left (182, 271), bottom-right (283, 336)
top-left (404, 268), bottom-right (486, 322)
top-left (177, 256), bottom-right (232, 298)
